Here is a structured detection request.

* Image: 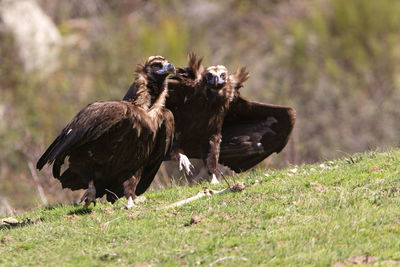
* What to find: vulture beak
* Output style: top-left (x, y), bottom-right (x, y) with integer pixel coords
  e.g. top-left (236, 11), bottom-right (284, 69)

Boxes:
top-left (166, 63), bottom-right (176, 74)
top-left (156, 62), bottom-right (176, 75)
top-left (208, 75), bottom-right (219, 86)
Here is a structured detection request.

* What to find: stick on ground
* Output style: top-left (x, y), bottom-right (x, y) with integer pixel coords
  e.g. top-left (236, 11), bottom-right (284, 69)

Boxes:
top-left (157, 182), bottom-right (245, 210)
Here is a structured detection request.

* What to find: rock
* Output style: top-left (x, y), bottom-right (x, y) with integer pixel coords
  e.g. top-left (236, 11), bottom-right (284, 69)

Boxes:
top-left (0, 0), bottom-right (61, 76)
top-left (332, 254), bottom-right (377, 267)
top-left (1, 236), bottom-right (13, 244)
top-left (1, 217), bottom-right (18, 225)
top-left (133, 195), bottom-right (147, 204)
top-left (185, 216), bottom-right (202, 226)
top-left (309, 181), bottom-right (327, 192)
top-left (230, 182), bottom-right (245, 192)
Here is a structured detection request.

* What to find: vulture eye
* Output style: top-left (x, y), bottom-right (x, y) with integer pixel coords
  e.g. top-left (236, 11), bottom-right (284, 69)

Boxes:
top-left (206, 72), bottom-right (213, 81)
top-left (220, 73), bottom-right (226, 80)
top-left (151, 62), bottom-right (163, 68)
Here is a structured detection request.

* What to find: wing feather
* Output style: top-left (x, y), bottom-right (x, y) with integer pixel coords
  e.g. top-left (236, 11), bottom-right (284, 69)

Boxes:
top-left (219, 96), bottom-right (296, 172)
top-left (36, 101), bottom-right (146, 176)
top-left (122, 81), bottom-right (138, 101)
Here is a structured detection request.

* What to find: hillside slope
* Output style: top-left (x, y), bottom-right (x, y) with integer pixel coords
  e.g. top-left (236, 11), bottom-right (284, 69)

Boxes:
top-left (1, 149), bottom-right (400, 266)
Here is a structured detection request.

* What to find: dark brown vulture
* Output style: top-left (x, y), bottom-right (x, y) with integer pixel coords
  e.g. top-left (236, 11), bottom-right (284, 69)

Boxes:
top-left (124, 54), bottom-right (296, 184)
top-left (37, 56), bottom-right (175, 208)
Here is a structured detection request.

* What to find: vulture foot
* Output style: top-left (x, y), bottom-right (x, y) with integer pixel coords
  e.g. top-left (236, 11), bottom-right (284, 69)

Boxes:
top-left (178, 153), bottom-right (194, 175)
top-left (210, 174), bottom-right (220, 184)
top-left (125, 196), bottom-right (136, 210)
top-left (80, 180), bottom-right (96, 207)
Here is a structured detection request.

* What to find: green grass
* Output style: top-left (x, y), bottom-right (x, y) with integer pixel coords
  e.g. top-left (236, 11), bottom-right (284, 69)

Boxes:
top-left (1, 149), bottom-right (400, 266)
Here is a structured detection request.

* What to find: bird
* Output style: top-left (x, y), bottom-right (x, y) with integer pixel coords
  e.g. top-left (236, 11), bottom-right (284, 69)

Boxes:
top-left (125, 54), bottom-right (296, 184)
top-left (37, 56), bottom-right (175, 208)
top-left (168, 63), bottom-right (238, 184)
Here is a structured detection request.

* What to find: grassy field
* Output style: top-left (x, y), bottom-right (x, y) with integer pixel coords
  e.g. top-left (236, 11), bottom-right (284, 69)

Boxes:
top-left (1, 149), bottom-right (400, 266)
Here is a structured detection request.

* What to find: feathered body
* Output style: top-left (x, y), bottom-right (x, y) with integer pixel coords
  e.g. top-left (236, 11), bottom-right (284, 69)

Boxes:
top-left (168, 64), bottom-right (235, 181)
top-left (38, 56), bottom-right (175, 206)
top-left (124, 54), bottom-right (296, 183)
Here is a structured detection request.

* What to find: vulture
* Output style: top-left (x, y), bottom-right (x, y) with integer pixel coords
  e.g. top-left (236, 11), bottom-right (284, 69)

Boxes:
top-left (124, 54), bottom-right (296, 184)
top-left (37, 56), bottom-right (175, 208)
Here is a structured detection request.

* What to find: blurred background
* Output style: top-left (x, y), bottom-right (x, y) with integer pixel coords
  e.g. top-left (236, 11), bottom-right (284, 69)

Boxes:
top-left (1, 0), bottom-right (399, 214)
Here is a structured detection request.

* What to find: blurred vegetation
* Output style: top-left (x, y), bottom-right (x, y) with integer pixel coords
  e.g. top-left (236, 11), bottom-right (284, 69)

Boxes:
top-left (1, 0), bottom-right (399, 211)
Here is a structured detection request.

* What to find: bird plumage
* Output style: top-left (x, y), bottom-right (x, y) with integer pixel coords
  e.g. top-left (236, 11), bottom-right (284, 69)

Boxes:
top-left (220, 96), bottom-right (296, 172)
top-left (149, 53), bottom-right (296, 182)
top-left (38, 56), bottom-right (175, 206)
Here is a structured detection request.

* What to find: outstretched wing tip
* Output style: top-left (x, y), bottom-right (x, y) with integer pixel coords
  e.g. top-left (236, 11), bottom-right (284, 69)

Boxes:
top-left (287, 107), bottom-right (296, 124)
top-left (231, 67), bottom-right (250, 90)
top-left (220, 97), bottom-right (296, 172)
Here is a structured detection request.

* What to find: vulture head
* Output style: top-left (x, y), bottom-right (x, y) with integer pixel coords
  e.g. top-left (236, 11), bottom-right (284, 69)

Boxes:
top-left (205, 65), bottom-right (228, 88)
top-left (130, 56), bottom-right (175, 108)
top-left (202, 65), bottom-right (234, 101)
top-left (144, 55), bottom-right (176, 80)
top-left (136, 56), bottom-right (176, 94)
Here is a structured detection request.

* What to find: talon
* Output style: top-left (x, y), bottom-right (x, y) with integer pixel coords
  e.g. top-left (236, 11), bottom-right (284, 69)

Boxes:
top-left (178, 153), bottom-right (194, 175)
top-left (85, 198), bottom-right (96, 208)
top-left (210, 174), bottom-right (220, 185)
top-left (80, 180), bottom-right (96, 207)
top-left (80, 191), bottom-right (96, 207)
top-left (125, 196), bottom-right (136, 210)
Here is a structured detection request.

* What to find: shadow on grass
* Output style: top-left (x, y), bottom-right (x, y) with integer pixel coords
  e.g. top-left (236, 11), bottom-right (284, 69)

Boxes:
top-left (67, 207), bottom-right (93, 216)
top-left (43, 203), bottom-right (93, 216)
top-left (43, 203), bottom-right (65, 211)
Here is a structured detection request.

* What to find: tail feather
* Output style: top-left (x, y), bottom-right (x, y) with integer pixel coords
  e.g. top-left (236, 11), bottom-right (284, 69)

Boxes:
top-left (36, 134), bottom-right (64, 170)
top-left (36, 130), bottom-right (80, 171)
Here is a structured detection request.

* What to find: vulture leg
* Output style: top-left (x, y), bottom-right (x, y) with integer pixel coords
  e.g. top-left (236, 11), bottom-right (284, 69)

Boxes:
top-left (126, 196), bottom-right (135, 210)
top-left (210, 174), bottom-right (219, 185)
top-left (206, 134), bottom-right (221, 185)
top-left (170, 149), bottom-right (194, 176)
top-left (123, 170), bottom-right (141, 210)
top-left (178, 153), bottom-right (194, 176)
top-left (80, 180), bottom-right (96, 207)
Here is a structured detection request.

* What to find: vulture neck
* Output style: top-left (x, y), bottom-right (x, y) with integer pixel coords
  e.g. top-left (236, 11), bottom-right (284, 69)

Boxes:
top-left (201, 81), bottom-right (234, 106)
top-left (132, 73), bottom-right (168, 111)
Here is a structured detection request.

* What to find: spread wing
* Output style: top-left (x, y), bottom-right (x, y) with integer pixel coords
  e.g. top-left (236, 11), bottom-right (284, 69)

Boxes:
top-left (219, 96), bottom-right (296, 172)
top-left (135, 109), bottom-right (175, 195)
top-left (36, 101), bottom-right (148, 177)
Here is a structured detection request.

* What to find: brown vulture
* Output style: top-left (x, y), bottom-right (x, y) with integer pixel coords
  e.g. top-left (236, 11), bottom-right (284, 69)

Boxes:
top-left (124, 54), bottom-right (296, 184)
top-left (37, 56), bottom-right (175, 208)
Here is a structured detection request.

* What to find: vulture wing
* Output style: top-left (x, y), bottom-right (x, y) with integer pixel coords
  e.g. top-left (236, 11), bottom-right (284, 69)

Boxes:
top-left (122, 81), bottom-right (138, 101)
top-left (135, 109), bottom-right (174, 195)
top-left (36, 101), bottom-right (149, 178)
top-left (219, 96), bottom-right (296, 172)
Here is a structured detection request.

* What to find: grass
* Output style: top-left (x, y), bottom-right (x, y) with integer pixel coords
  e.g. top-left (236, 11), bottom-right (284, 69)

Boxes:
top-left (1, 149), bottom-right (400, 266)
